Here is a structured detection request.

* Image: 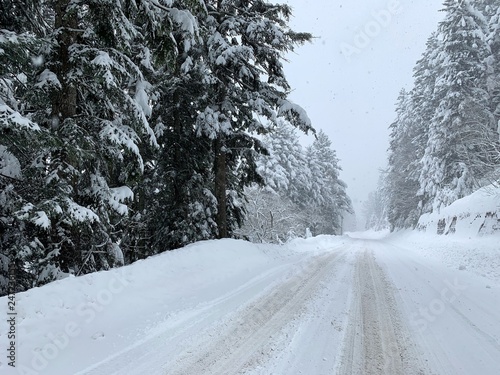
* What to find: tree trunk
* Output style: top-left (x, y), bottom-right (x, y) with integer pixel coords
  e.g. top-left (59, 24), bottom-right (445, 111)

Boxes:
top-left (52, 0), bottom-right (77, 123)
top-left (214, 135), bottom-right (228, 238)
top-left (172, 88), bottom-right (183, 207)
top-left (212, 0), bottom-right (229, 239)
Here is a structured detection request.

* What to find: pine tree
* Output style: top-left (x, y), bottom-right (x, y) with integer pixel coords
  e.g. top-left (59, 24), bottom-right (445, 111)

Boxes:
top-left (242, 120), bottom-right (311, 241)
top-left (486, 3), bottom-right (500, 100)
top-left (1, 0), bottom-right (317, 294)
top-left (128, 1), bottom-right (220, 253)
top-left (0, 0), bottom-right (201, 293)
top-left (1, 0), bottom-right (55, 293)
top-left (485, 1), bottom-right (500, 174)
top-left (304, 131), bottom-right (352, 235)
top-left (363, 182), bottom-right (389, 231)
top-left (256, 120), bottom-right (310, 200)
top-left (386, 89), bottom-right (422, 228)
top-left (21, 0), bottom-right (169, 279)
top-left (240, 125), bottom-right (351, 241)
top-left (419, 0), bottom-right (496, 212)
top-left (384, 1), bottom-right (500, 231)
top-left (197, 0), bottom-right (313, 238)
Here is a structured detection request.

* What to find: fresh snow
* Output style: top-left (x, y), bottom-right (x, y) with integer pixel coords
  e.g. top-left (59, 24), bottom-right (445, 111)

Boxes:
top-left (0, 239), bottom-right (320, 374)
top-left (99, 121), bottom-right (144, 172)
top-left (1, 229), bottom-right (499, 375)
top-left (0, 145), bottom-right (21, 179)
top-left (277, 100), bottom-right (312, 131)
top-left (90, 52), bottom-right (113, 68)
top-left (0, 104), bottom-right (40, 131)
top-left (386, 230), bottom-right (500, 287)
top-left (66, 199), bottom-right (100, 224)
top-left (134, 80), bottom-right (152, 118)
top-left (2, 174), bottom-right (499, 375)
top-left (35, 69), bottom-right (61, 89)
top-left (32, 211), bottom-right (51, 230)
top-left (108, 186), bottom-right (134, 216)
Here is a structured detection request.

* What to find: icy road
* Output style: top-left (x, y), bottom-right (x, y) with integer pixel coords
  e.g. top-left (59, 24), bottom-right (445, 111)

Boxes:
top-left (5, 233), bottom-right (500, 375)
top-left (68, 235), bottom-right (500, 375)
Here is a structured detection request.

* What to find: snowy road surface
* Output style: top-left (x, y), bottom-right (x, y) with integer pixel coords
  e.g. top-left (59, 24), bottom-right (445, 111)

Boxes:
top-left (70, 235), bottom-right (500, 375)
top-left (4, 234), bottom-right (500, 375)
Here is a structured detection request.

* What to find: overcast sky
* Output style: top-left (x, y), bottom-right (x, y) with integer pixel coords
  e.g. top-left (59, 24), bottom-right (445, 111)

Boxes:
top-left (282, 0), bottom-right (445, 222)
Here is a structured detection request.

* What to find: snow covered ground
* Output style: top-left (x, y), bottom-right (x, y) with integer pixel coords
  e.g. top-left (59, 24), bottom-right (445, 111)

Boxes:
top-left (0, 237), bottom-right (347, 375)
top-left (1, 230), bottom-right (499, 375)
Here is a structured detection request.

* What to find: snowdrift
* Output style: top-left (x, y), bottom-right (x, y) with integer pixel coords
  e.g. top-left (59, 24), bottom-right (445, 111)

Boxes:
top-left (0, 236), bottom-right (345, 375)
top-left (417, 184), bottom-right (500, 236)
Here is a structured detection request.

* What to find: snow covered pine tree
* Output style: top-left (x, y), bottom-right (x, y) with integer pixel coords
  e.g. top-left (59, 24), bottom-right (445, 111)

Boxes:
top-left (194, 0), bottom-right (313, 238)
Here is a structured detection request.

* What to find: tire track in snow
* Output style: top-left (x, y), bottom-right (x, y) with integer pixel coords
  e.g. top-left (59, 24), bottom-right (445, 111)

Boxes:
top-left (372, 239), bottom-right (500, 375)
top-left (338, 247), bottom-right (428, 375)
top-left (167, 249), bottom-right (348, 375)
top-left (74, 257), bottom-right (304, 375)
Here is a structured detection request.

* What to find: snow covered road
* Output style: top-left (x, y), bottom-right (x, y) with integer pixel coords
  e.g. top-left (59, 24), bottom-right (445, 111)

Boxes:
top-left (166, 237), bottom-right (500, 375)
top-left (371, 237), bottom-right (500, 375)
top-left (168, 250), bottom-right (348, 375)
top-left (75, 236), bottom-right (500, 375)
top-left (74, 246), bottom-right (353, 375)
top-left (3, 234), bottom-right (500, 375)
top-left (338, 246), bottom-right (424, 375)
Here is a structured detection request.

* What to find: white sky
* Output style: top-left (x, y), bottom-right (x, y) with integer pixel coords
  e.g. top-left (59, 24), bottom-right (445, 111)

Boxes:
top-left (283, 0), bottom-right (445, 219)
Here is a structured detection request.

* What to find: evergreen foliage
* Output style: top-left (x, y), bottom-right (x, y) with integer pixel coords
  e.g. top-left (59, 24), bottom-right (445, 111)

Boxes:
top-left (305, 130), bottom-right (352, 235)
top-left (384, 0), bottom-right (500, 231)
top-left (197, 0), bottom-right (314, 238)
top-left (1, 0), bottom-right (330, 296)
top-left (239, 123), bottom-right (352, 242)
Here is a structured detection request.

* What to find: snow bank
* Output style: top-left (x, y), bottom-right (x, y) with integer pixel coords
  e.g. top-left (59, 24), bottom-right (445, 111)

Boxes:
top-left (378, 184), bottom-right (500, 285)
top-left (0, 236), bottom-right (342, 375)
top-left (418, 183), bottom-right (500, 236)
top-left (345, 229), bottom-right (390, 240)
top-left (386, 229), bottom-right (500, 286)
top-left (286, 234), bottom-right (348, 253)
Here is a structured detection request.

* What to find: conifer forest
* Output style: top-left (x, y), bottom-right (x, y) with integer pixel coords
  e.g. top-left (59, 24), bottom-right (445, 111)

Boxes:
top-left (364, 0), bottom-right (500, 233)
top-left (2, 0), bottom-right (500, 299)
top-left (0, 0), bottom-right (353, 295)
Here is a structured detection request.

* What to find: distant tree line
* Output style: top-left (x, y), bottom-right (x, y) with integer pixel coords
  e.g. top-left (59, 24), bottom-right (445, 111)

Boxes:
top-left (238, 122), bottom-right (352, 243)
